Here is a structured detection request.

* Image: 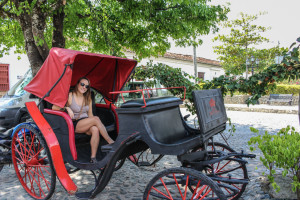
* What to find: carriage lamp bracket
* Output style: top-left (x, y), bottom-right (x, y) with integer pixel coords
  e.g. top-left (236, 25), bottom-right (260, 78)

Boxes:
top-left (38, 64), bottom-right (73, 108)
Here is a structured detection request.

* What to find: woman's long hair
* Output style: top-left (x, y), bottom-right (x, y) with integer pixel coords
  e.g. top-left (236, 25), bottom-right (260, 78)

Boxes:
top-left (74, 77), bottom-right (91, 106)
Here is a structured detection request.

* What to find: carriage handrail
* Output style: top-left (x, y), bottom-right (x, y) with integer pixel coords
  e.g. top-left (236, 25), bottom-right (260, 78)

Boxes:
top-left (110, 86), bottom-right (186, 108)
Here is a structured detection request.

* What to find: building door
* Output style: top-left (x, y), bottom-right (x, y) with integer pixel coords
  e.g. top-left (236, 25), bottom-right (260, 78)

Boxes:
top-left (198, 72), bottom-right (205, 80)
top-left (0, 64), bottom-right (9, 91)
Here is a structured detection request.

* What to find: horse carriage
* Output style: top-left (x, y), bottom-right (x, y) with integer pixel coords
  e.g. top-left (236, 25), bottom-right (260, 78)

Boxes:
top-left (0, 48), bottom-right (255, 199)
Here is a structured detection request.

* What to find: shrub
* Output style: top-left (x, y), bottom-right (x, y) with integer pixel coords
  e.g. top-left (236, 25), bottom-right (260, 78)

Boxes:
top-left (248, 126), bottom-right (300, 199)
top-left (272, 84), bottom-right (300, 95)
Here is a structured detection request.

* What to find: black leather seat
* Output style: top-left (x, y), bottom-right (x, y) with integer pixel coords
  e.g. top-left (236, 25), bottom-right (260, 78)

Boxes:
top-left (120, 96), bottom-right (180, 108)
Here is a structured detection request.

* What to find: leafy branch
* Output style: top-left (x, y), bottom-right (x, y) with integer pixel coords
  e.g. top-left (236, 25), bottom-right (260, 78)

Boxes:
top-left (134, 37), bottom-right (300, 113)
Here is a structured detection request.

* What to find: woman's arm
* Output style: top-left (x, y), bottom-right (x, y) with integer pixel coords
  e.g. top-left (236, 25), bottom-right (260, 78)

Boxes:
top-left (52, 92), bottom-right (74, 119)
top-left (52, 105), bottom-right (63, 110)
top-left (88, 100), bottom-right (93, 117)
top-left (66, 93), bottom-right (74, 119)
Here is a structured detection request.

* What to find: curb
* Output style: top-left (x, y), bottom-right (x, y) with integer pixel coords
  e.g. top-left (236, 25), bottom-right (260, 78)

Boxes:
top-left (225, 106), bottom-right (298, 115)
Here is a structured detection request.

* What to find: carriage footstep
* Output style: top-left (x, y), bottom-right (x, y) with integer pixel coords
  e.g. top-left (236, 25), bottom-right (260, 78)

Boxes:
top-left (137, 161), bottom-right (151, 166)
top-left (101, 143), bottom-right (114, 152)
top-left (75, 191), bottom-right (92, 199)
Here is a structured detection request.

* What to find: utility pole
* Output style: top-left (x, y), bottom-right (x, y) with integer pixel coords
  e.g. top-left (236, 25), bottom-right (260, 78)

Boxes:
top-left (245, 45), bottom-right (248, 80)
top-left (193, 45), bottom-right (197, 83)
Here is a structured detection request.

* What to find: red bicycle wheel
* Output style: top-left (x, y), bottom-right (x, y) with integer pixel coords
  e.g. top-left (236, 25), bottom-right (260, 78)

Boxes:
top-left (11, 124), bottom-right (56, 200)
top-left (144, 167), bottom-right (226, 200)
top-left (192, 142), bottom-right (248, 200)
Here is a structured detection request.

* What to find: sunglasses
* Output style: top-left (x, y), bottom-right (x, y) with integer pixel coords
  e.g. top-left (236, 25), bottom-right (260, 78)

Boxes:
top-left (80, 82), bottom-right (90, 89)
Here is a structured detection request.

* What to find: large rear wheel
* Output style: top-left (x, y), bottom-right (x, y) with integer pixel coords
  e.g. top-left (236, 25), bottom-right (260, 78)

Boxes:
top-left (144, 167), bottom-right (226, 200)
top-left (192, 142), bottom-right (248, 200)
top-left (11, 124), bottom-right (56, 200)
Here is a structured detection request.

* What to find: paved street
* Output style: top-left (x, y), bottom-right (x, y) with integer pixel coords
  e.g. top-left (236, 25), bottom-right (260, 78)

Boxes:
top-left (0, 109), bottom-right (299, 199)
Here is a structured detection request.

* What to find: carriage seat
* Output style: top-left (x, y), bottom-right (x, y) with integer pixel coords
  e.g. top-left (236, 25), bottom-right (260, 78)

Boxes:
top-left (43, 108), bottom-right (116, 160)
top-left (120, 96), bottom-right (181, 108)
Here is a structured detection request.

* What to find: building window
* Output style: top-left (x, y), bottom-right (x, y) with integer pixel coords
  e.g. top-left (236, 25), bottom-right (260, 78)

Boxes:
top-left (0, 64), bottom-right (9, 91)
top-left (198, 72), bottom-right (205, 80)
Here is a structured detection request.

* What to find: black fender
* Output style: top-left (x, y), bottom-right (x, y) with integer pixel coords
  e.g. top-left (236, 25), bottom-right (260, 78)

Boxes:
top-left (13, 107), bottom-right (28, 126)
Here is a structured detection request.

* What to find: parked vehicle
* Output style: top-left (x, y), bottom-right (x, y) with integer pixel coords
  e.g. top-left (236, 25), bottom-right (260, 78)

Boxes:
top-left (0, 48), bottom-right (255, 200)
top-left (0, 70), bottom-right (37, 132)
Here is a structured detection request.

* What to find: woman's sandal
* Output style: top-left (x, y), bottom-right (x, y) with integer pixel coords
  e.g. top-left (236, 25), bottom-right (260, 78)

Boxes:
top-left (90, 157), bottom-right (97, 163)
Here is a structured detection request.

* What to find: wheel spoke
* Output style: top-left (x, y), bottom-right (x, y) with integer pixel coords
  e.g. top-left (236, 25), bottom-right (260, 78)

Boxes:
top-left (160, 178), bottom-right (174, 200)
top-left (38, 166), bottom-right (51, 191)
top-left (215, 165), bottom-right (243, 176)
top-left (191, 180), bottom-right (201, 199)
top-left (173, 173), bottom-right (184, 199)
top-left (27, 165), bottom-right (46, 198)
top-left (151, 186), bottom-right (172, 199)
top-left (21, 130), bottom-right (31, 161)
top-left (16, 135), bottom-right (26, 161)
top-left (183, 175), bottom-right (189, 200)
top-left (213, 160), bottom-right (231, 173)
top-left (199, 188), bottom-right (212, 200)
top-left (194, 185), bottom-right (208, 199)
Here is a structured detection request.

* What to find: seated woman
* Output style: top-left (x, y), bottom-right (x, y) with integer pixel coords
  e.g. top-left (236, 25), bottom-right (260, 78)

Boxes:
top-left (53, 77), bottom-right (114, 163)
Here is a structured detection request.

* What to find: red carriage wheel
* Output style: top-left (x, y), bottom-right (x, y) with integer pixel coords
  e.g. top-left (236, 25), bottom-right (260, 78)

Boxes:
top-left (192, 142), bottom-right (248, 200)
top-left (144, 167), bottom-right (226, 200)
top-left (11, 124), bottom-right (56, 200)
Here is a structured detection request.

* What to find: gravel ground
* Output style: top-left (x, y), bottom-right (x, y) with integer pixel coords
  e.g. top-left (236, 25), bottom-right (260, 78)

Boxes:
top-left (0, 109), bottom-right (299, 200)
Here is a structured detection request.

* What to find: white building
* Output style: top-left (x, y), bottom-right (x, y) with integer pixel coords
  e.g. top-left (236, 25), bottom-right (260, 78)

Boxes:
top-left (0, 49), bottom-right (30, 88)
top-left (125, 51), bottom-right (224, 81)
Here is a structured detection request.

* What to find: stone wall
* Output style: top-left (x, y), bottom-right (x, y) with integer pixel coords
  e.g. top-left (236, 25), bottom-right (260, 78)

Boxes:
top-left (224, 95), bottom-right (299, 106)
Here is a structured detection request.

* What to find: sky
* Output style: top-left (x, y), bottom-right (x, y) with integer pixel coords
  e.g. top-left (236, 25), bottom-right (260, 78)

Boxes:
top-left (169, 0), bottom-right (300, 60)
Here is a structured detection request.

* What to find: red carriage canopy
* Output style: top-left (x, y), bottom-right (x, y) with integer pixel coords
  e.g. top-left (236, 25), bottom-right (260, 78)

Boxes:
top-left (24, 48), bottom-right (137, 108)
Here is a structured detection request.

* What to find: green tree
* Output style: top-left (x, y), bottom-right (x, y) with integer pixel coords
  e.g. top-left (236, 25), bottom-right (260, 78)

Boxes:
top-left (213, 12), bottom-right (287, 77)
top-left (0, 0), bottom-right (228, 75)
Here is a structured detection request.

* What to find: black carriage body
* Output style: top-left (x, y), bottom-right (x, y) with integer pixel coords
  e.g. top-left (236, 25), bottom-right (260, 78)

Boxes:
top-left (117, 97), bottom-right (198, 155)
top-left (117, 90), bottom-right (227, 155)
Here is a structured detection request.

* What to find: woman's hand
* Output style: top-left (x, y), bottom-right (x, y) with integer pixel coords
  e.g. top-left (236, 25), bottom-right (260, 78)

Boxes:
top-left (66, 107), bottom-right (74, 119)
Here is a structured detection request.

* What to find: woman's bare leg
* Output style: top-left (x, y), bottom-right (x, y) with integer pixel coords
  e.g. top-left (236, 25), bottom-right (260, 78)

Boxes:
top-left (76, 117), bottom-right (114, 144)
top-left (93, 116), bottom-right (114, 144)
top-left (86, 126), bottom-right (100, 158)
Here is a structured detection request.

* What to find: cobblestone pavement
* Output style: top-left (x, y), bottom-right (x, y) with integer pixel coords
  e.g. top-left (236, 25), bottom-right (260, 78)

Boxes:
top-left (0, 109), bottom-right (299, 200)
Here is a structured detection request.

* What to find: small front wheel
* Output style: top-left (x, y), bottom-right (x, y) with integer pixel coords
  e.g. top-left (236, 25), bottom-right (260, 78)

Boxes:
top-left (11, 124), bottom-right (56, 200)
top-left (144, 167), bottom-right (226, 200)
top-left (192, 142), bottom-right (248, 200)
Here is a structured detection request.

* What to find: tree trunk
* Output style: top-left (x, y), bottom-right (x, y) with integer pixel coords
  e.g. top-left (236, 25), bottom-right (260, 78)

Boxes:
top-left (18, 13), bottom-right (44, 76)
top-left (32, 5), bottom-right (49, 61)
top-left (52, 1), bottom-right (65, 48)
